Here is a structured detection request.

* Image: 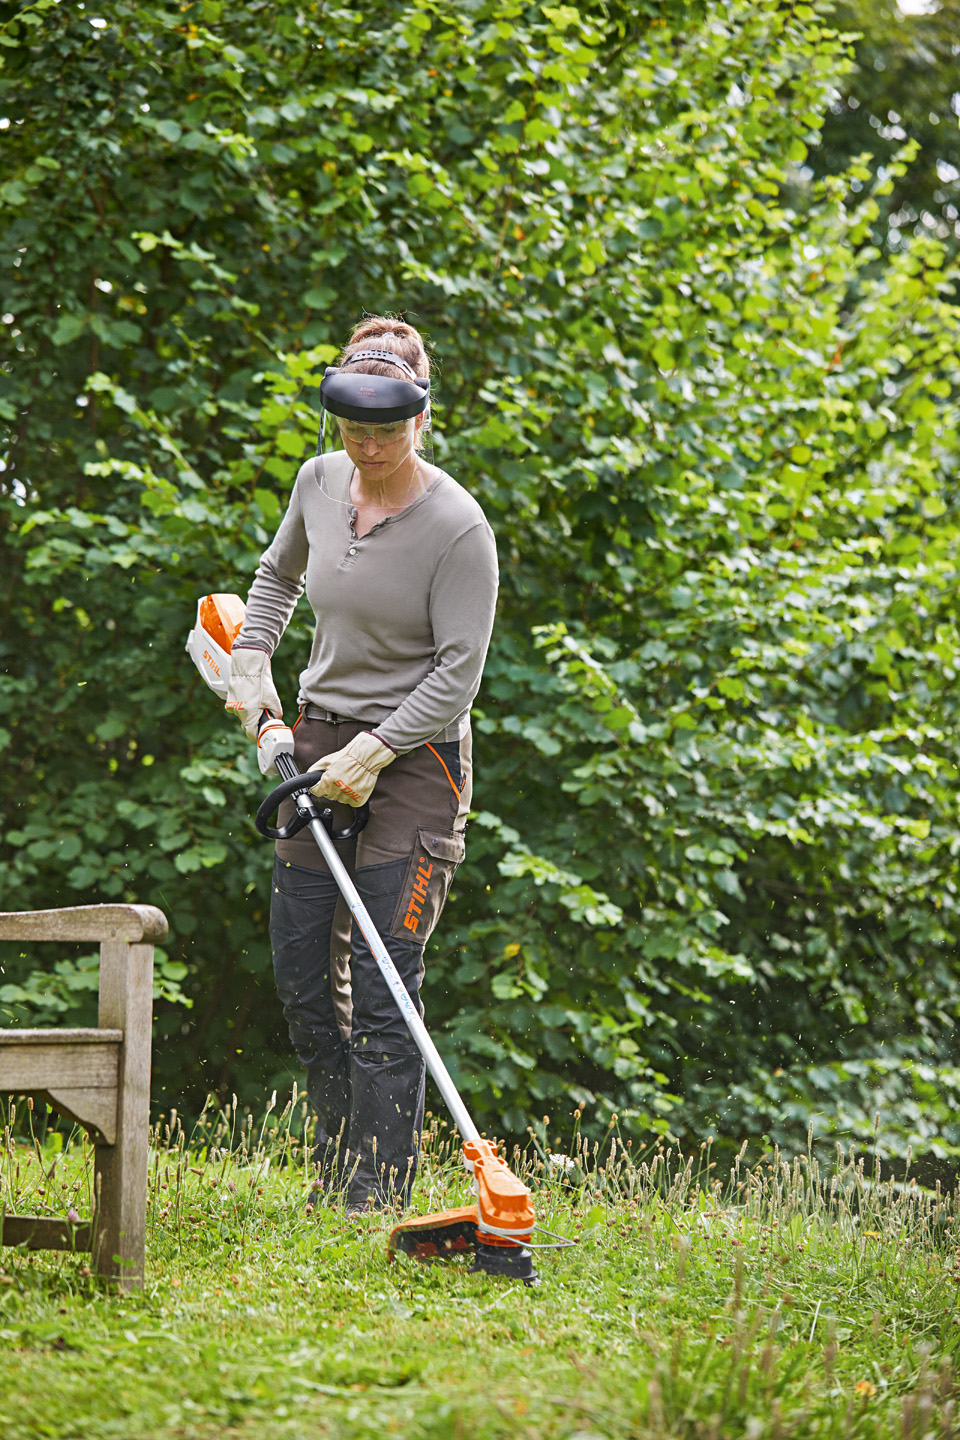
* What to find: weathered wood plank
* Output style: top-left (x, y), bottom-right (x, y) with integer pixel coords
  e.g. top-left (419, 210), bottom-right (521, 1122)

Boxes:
top-left (0, 1028), bottom-right (123, 1046)
top-left (2, 1215), bottom-right (93, 1252)
top-left (0, 904), bottom-right (167, 945)
top-left (0, 1040), bottom-right (119, 1091)
top-left (93, 940), bottom-right (154, 1290)
top-left (0, 903), bottom-right (163, 1291)
top-left (42, 1087), bottom-right (117, 1145)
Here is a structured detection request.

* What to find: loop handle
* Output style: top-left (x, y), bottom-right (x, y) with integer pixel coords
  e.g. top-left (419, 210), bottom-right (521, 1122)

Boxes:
top-left (254, 770), bottom-right (369, 842)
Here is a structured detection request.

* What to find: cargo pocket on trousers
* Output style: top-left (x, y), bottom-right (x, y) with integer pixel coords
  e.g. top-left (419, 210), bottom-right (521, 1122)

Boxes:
top-left (389, 827), bottom-right (466, 945)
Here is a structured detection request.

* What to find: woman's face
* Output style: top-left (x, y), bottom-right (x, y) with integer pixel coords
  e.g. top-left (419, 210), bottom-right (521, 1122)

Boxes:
top-left (338, 417), bottom-right (419, 486)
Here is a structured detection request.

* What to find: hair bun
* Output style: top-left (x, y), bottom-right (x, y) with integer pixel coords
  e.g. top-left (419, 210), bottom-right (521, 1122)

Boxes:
top-left (339, 315), bottom-right (430, 380)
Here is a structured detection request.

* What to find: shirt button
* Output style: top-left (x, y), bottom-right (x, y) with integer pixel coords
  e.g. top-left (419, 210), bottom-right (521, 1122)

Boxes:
top-left (349, 547), bottom-right (357, 555)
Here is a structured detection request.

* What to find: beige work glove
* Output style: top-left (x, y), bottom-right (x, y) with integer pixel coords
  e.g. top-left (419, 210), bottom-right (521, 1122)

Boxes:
top-left (308, 731), bottom-right (395, 807)
top-left (225, 647), bottom-right (283, 742)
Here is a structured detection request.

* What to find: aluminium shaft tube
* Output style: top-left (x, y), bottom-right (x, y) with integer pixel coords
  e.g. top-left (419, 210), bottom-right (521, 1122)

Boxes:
top-left (274, 752), bottom-right (480, 1145)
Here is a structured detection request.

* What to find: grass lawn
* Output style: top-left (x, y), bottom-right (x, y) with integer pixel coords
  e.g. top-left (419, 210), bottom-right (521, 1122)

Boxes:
top-left (2, 1099), bottom-right (959, 1439)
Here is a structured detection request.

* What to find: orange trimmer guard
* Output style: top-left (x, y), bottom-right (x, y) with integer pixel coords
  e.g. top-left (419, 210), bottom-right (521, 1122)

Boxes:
top-left (388, 1205), bottom-right (480, 1262)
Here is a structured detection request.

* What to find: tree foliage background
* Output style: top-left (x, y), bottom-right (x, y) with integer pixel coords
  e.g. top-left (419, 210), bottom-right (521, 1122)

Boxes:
top-left (3, 0), bottom-right (960, 1171)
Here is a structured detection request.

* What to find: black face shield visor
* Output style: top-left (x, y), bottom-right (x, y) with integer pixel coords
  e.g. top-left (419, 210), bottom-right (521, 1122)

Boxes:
top-left (318, 366), bottom-right (430, 424)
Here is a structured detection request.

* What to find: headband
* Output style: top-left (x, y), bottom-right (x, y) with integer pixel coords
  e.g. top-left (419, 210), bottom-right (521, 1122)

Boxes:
top-left (341, 347), bottom-right (419, 382)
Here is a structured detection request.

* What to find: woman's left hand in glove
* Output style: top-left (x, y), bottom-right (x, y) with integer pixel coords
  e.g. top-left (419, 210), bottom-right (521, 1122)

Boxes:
top-left (308, 731), bottom-right (396, 807)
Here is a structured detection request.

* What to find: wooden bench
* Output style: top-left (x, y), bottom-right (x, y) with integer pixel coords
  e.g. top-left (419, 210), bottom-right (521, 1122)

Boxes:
top-left (0, 903), bottom-right (167, 1290)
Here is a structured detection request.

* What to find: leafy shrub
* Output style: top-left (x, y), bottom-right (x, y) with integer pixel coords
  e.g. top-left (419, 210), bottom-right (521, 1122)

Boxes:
top-left (2, 0), bottom-right (960, 1166)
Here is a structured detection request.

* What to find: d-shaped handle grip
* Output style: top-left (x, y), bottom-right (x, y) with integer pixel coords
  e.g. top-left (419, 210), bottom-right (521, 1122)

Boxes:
top-left (254, 769), bottom-right (370, 842)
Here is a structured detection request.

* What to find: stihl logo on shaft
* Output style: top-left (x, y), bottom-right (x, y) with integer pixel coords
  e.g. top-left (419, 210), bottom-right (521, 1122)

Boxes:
top-left (403, 858), bottom-right (434, 933)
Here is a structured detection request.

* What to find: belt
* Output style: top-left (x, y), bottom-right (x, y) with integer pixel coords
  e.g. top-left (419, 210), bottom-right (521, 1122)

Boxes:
top-left (302, 703), bottom-right (360, 725)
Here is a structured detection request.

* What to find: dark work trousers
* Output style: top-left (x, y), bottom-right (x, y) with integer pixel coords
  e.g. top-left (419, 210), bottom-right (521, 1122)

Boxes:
top-left (269, 711), bottom-right (471, 1209)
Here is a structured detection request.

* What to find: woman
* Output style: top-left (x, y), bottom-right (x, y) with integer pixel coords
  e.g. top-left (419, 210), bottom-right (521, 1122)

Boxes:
top-left (225, 317), bottom-right (498, 1211)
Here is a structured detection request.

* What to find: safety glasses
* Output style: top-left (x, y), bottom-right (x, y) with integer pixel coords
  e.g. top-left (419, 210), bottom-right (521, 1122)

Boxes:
top-left (338, 418), bottom-right (411, 445)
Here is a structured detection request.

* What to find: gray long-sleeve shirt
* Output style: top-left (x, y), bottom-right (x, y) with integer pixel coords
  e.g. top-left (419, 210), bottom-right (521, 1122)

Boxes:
top-left (234, 450), bottom-right (499, 753)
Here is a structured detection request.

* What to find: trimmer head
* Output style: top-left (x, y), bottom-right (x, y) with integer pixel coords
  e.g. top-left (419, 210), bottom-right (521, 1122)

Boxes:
top-left (388, 1205), bottom-right (538, 1285)
top-left (388, 1138), bottom-right (540, 1285)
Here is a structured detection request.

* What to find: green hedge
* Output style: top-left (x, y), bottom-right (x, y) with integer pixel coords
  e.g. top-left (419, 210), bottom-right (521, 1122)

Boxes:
top-left (3, 0), bottom-right (960, 1169)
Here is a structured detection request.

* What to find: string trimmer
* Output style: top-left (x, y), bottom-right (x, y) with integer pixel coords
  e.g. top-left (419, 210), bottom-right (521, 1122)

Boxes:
top-left (187, 593), bottom-right (553, 1283)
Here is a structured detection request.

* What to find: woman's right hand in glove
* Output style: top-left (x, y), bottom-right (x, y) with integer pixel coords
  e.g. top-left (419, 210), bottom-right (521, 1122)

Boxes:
top-left (225, 647), bottom-right (283, 742)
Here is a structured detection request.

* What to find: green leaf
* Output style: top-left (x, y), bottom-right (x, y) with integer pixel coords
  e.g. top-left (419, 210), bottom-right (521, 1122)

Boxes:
top-left (51, 314), bottom-right (86, 346)
top-left (0, 180), bottom-right (28, 206)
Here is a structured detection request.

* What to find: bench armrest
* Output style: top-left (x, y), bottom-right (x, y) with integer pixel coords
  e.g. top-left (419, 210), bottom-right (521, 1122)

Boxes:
top-left (0, 904), bottom-right (168, 944)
